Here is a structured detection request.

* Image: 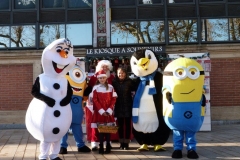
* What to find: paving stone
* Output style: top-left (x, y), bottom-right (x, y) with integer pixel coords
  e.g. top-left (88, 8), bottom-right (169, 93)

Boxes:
top-left (0, 124), bottom-right (240, 159)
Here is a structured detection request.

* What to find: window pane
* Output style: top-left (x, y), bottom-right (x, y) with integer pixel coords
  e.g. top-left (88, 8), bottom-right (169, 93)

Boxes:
top-left (169, 0), bottom-right (193, 3)
top-left (42, 0), bottom-right (64, 8)
top-left (229, 18), bottom-right (240, 41)
top-left (0, 26), bottom-right (10, 48)
top-left (14, 0), bottom-right (35, 9)
top-left (140, 21), bottom-right (165, 43)
top-left (228, 0), bottom-right (240, 2)
top-left (11, 25), bottom-right (35, 47)
top-left (200, 0), bottom-right (223, 2)
top-left (138, 0), bottom-right (162, 5)
top-left (40, 24), bottom-right (65, 47)
top-left (169, 20), bottom-right (197, 43)
top-left (68, 0), bottom-right (92, 8)
top-left (110, 0), bottom-right (135, 6)
top-left (111, 22), bottom-right (138, 44)
top-left (66, 23), bottom-right (92, 45)
top-left (0, 0), bottom-right (9, 10)
top-left (201, 19), bottom-right (228, 41)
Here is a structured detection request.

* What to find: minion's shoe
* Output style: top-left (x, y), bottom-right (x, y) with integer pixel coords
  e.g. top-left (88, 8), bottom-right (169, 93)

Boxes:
top-left (154, 145), bottom-right (166, 152)
top-left (137, 144), bottom-right (149, 151)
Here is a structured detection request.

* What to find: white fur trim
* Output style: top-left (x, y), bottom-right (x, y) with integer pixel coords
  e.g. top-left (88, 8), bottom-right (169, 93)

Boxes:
top-left (97, 74), bottom-right (107, 78)
top-left (93, 84), bottom-right (115, 93)
top-left (91, 142), bottom-right (99, 147)
top-left (106, 108), bottom-right (113, 115)
top-left (132, 108), bottom-right (139, 116)
top-left (91, 123), bottom-right (97, 128)
top-left (98, 109), bottom-right (105, 115)
top-left (113, 91), bottom-right (117, 97)
top-left (86, 105), bottom-right (93, 113)
top-left (95, 60), bottom-right (113, 72)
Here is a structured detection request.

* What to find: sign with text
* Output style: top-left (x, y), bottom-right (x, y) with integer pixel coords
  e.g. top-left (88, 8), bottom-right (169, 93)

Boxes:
top-left (86, 46), bottom-right (165, 56)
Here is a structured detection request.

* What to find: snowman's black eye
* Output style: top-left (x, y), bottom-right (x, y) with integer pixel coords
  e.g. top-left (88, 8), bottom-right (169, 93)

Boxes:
top-left (56, 46), bottom-right (62, 52)
top-left (134, 62), bottom-right (137, 65)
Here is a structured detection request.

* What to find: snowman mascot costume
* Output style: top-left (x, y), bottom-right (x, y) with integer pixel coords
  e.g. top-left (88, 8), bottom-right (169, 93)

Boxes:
top-left (25, 38), bottom-right (76, 160)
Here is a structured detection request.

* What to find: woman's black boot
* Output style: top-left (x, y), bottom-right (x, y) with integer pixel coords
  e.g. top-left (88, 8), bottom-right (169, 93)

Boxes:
top-left (99, 144), bottom-right (104, 154)
top-left (120, 143), bottom-right (124, 149)
top-left (119, 139), bottom-right (124, 149)
top-left (124, 139), bottom-right (130, 150)
top-left (124, 143), bottom-right (129, 150)
top-left (105, 143), bottom-right (111, 154)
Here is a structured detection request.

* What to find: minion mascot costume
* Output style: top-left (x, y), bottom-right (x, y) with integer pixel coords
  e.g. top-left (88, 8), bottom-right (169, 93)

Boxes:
top-left (59, 62), bottom-right (91, 154)
top-left (130, 49), bottom-right (170, 152)
top-left (25, 38), bottom-right (75, 160)
top-left (162, 57), bottom-right (206, 159)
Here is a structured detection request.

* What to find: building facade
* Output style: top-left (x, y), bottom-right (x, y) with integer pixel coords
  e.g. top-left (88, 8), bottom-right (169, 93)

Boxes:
top-left (0, 0), bottom-right (240, 126)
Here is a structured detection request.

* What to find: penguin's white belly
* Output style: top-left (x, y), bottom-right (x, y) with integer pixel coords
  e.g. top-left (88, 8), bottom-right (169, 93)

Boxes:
top-left (133, 86), bottom-right (159, 133)
top-left (26, 98), bottom-right (72, 142)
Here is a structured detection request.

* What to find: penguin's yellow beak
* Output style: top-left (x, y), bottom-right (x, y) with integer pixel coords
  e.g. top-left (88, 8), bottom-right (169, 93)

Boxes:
top-left (59, 50), bottom-right (68, 58)
top-left (137, 58), bottom-right (149, 70)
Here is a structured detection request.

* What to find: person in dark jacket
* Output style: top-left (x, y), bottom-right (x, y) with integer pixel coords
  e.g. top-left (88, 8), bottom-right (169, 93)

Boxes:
top-left (112, 67), bottom-right (137, 150)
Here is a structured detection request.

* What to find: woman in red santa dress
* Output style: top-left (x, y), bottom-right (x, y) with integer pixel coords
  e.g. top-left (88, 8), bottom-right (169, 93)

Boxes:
top-left (91, 70), bottom-right (117, 154)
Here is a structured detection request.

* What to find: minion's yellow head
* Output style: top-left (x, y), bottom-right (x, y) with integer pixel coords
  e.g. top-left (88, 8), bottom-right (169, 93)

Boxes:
top-left (163, 57), bottom-right (204, 102)
top-left (65, 65), bottom-right (86, 97)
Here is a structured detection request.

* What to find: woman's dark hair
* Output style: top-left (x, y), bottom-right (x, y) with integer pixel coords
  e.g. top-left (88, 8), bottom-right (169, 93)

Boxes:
top-left (117, 67), bottom-right (128, 78)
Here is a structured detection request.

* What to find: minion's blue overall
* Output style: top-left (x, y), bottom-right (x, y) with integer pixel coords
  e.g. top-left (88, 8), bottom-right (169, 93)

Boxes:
top-left (61, 95), bottom-right (85, 148)
top-left (164, 96), bottom-right (205, 151)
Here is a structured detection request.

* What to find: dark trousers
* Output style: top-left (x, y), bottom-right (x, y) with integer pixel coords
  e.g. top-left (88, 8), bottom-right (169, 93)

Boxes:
top-left (117, 117), bottom-right (131, 139)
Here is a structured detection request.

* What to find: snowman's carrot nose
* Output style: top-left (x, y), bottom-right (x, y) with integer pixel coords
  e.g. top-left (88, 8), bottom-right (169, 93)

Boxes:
top-left (59, 50), bottom-right (68, 58)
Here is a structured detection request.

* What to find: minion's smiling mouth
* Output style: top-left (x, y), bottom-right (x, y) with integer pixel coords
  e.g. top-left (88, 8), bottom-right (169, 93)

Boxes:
top-left (180, 89), bottom-right (195, 94)
top-left (71, 86), bottom-right (82, 93)
top-left (52, 61), bottom-right (69, 73)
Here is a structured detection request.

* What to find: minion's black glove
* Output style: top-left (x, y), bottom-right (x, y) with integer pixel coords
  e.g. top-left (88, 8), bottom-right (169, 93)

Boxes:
top-left (166, 92), bottom-right (172, 104)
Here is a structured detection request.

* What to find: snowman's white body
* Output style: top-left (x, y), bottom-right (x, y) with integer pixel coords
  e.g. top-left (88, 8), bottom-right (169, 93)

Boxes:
top-left (25, 38), bottom-right (76, 159)
top-left (26, 74), bottom-right (72, 142)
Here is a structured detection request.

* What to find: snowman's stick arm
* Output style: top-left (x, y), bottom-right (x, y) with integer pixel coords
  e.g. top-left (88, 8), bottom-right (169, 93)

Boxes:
top-left (31, 77), bottom-right (55, 107)
top-left (60, 80), bottom-right (73, 106)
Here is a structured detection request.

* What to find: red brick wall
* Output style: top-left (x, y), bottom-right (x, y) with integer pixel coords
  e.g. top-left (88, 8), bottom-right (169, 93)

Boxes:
top-left (0, 64), bottom-right (33, 110)
top-left (210, 58), bottom-right (240, 107)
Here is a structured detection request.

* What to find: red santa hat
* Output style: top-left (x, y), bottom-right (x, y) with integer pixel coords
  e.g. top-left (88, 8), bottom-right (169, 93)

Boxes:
top-left (96, 70), bottom-right (107, 78)
top-left (95, 60), bottom-right (113, 73)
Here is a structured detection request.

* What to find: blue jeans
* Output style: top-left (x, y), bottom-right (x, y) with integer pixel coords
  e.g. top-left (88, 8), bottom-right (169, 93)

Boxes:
top-left (173, 130), bottom-right (197, 151)
top-left (61, 123), bottom-right (85, 148)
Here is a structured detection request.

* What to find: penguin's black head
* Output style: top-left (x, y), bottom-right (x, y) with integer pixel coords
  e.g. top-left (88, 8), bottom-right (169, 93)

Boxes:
top-left (130, 49), bottom-right (158, 77)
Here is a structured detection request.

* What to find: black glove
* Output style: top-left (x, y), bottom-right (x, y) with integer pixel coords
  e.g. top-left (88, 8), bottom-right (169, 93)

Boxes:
top-left (60, 98), bottom-right (70, 106)
top-left (45, 97), bottom-right (55, 107)
top-left (166, 92), bottom-right (172, 104)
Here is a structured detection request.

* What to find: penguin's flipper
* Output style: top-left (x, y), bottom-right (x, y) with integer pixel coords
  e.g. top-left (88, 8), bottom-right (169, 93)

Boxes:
top-left (60, 80), bottom-right (73, 106)
top-left (31, 77), bottom-right (55, 107)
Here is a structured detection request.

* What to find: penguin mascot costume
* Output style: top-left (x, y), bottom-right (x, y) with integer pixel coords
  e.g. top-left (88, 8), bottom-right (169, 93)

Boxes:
top-left (130, 49), bottom-right (170, 152)
top-left (25, 38), bottom-right (76, 160)
top-left (162, 57), bottom-right (206, 159)
top-left (59, 62), bottom-right (91, 154)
